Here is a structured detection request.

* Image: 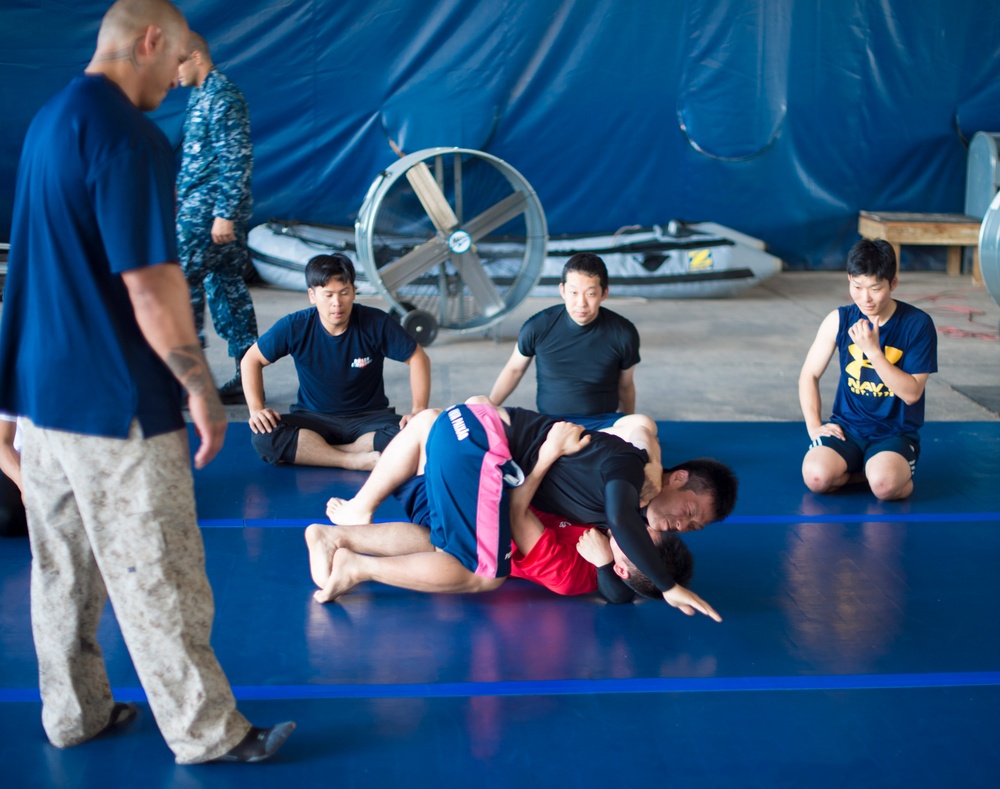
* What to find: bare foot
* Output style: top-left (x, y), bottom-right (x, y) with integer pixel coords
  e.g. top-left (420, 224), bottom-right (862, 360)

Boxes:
top-left (326, 496), bottom-right (375, 525)
top-left (305, 523), bottom-right (340, 588)
top-left (313, 547), bottom-right (361, 603)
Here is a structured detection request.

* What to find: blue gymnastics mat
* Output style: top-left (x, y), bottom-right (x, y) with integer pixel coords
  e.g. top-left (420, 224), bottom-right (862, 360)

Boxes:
top-left (1, 421), bottom-right (997, 787)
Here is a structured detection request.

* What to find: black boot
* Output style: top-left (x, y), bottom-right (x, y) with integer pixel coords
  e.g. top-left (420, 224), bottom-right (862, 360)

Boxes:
top-left (218, 371), bottom-right (245, 404)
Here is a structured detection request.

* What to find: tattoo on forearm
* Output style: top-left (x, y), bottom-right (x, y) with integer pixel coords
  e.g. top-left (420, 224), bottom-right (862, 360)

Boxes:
top-left (206, 394), bottom-right (226, 423)
top-left (166, 345), bottom-right (212, 395)
top-left (185, 371), bottom-right (211, 396)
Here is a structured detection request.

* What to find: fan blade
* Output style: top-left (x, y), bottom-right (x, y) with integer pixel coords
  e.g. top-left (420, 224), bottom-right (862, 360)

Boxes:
top-left (453, 152), bottom-right (463, 223)
top-left (451, 247), bottom-right (505, 316)
top-left (462, 191), bottom-right (529, 242)
top-left (405, 161), bottom-right (459, 235)
top-left (377, 235), bottom-right (452, 293)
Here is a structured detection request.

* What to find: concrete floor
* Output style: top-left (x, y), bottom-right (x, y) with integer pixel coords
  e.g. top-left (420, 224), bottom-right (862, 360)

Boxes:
top-left (205, 270), bottom-right (1000, 424)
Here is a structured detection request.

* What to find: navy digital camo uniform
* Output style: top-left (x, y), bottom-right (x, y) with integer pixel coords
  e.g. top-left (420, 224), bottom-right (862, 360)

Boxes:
top-left (176, 67), bottom-right (258, 362)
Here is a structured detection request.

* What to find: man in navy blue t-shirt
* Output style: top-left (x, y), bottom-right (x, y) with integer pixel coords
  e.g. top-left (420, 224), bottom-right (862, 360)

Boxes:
top-left (799, 239), bottom-right (937, 501)
top-left (488, 253), bottom-right (641, 431)
top-left (241, 253), bottom-right (431, 469)
top-left (0, 0), bottom-right (291, 764)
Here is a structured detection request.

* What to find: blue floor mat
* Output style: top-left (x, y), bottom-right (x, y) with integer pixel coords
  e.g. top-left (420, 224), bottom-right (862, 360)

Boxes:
top-left (2, 421), bottom-right (998, 786)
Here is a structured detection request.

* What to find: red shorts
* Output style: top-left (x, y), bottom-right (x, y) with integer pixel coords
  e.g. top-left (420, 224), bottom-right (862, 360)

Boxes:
top-left (509, 509), bottom-right (597, 596)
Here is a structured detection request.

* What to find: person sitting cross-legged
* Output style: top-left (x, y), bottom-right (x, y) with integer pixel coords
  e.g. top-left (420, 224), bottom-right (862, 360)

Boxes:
top-left (241, 253), bottom-right (431, 470)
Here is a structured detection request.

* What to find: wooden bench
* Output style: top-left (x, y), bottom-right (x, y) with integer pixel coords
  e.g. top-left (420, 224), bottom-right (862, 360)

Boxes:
top-left (857, 211), bottom-right (982, 285)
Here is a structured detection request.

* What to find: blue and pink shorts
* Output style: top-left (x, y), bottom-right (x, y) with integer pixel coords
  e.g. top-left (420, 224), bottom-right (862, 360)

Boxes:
top-left (421, 404), bottom-right (523, 579)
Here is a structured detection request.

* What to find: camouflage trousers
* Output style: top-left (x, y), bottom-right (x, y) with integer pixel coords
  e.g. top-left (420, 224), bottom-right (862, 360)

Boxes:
top-left (177, 209), bottom-right (258, 363)
top-left (20, 420), bottom-right (250, 764)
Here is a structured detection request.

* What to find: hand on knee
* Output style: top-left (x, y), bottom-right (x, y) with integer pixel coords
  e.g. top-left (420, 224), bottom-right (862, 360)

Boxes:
top-left (408, 408), bottom-right (441, 430)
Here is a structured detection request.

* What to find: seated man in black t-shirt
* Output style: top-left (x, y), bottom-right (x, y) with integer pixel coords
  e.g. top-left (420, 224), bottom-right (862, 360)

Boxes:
top-left (319, 401), bottom-right (736, 620)
top-left (488, 253), bottom-right (641, 431)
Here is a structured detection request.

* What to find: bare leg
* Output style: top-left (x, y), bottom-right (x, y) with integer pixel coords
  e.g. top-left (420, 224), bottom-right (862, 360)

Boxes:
top-left (801, 445), bottom-right (851, 493)
top-left (294, 429), bottom-right (380, 470)
top-left (602, 413), bottom-right (660, 501)
top-left (510, 506), bottom-right (546, 557)
top-left (304, 521), bottom-right (435, 588)
top-left (326, 408), bottom-right (441, 524)
top-left (464, 396), bottom-right (512, 426)
top-left (314, 546), bottom-right (505, 603)
top-left (601, 413), bottom-right (658, 442)
top-left (864, 451), bottom-right (914, 501)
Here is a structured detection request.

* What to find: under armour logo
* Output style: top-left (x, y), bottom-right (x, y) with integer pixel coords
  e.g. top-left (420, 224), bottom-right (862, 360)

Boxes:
top-left (845, 343), bottom-right (903, 381)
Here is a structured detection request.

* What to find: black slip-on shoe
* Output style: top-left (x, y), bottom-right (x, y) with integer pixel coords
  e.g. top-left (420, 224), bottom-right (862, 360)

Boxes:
top-left (210, 722), bottom-right (296, 763)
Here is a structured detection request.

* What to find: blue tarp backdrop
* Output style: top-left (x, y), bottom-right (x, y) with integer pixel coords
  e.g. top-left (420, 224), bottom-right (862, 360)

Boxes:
top-left (1, 0), bottom-right (999, 269)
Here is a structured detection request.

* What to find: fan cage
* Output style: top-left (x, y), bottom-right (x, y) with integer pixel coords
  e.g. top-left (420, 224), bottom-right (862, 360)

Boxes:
top-left (355, 147), bottom-right (547, 333)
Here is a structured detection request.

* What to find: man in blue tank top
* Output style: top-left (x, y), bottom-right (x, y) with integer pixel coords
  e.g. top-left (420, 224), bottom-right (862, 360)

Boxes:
top-left (241, 253), bottom-right (431, 469)
top-left (798, 239), bottom-right (937, 500)
top-left (488, 253), bottom-right (641, 430)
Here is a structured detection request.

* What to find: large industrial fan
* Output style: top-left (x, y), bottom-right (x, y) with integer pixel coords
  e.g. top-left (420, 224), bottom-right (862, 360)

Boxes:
top-left (355, 147), bottom-right (547, 345)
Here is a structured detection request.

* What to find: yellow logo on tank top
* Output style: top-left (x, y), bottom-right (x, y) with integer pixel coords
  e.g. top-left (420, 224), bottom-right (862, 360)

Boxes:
top-left (845, 344), bottom-right (903, 397)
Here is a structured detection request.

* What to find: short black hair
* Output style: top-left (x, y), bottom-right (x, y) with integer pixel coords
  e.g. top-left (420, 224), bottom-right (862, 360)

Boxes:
top-left (306, 253), bottom-right (356, 289)
top-left (561, 252), bottom-right (608, 292)
top-left (622, 533), bottom-right (694, 599)
top-left (665, 458), bottom-right (738, 523)
top-left (846, 238), bottom-right (896, 282)
top-left (188, 31), bottom-right (210, 58)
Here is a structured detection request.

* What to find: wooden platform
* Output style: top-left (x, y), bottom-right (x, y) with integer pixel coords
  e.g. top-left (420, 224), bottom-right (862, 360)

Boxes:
top-left (858, 211), bottom-right (982, 284)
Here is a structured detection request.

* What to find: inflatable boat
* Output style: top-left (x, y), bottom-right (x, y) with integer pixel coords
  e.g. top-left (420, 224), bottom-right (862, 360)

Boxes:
top-left (248, 219), bottom-right (783, 299)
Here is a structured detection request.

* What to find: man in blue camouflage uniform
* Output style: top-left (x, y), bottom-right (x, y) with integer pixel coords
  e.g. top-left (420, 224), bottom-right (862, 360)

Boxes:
top-left (176, 31), bottom-right (258, 402)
